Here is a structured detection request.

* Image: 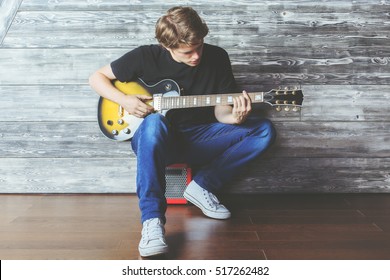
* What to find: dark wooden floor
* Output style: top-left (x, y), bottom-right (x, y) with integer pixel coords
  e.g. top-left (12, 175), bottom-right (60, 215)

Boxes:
top-left (1, 193), bottom-right (390, 260)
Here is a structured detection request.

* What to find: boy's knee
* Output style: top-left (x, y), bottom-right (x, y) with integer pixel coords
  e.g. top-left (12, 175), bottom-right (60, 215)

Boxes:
top-left (251, 119), bottom-right (276, 153)
top-left (132, 114), bottom-right (170, 150)
top-left (262, 119), bottom-right (276, 145)
top-left (143, 113), bottom-right (166, 126)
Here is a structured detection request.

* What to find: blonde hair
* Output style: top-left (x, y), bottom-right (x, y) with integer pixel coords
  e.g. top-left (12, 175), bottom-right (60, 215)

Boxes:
top-left (155, 6), bottom-right (209, 49)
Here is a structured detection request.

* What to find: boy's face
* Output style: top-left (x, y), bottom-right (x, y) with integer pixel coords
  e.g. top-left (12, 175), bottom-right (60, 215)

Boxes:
top-left (167, 41), bottom-right (204, 67)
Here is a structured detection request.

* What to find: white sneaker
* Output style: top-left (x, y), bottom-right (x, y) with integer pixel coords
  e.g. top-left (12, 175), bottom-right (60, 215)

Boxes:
top-left (184, 181), bottom-right (231, 219)
top-left (138, 218), bottom-right (168, 257)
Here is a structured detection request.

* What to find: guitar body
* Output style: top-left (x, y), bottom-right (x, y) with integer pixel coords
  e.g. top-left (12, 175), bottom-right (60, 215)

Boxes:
top-left (97, 79), bottom-right (180, 141)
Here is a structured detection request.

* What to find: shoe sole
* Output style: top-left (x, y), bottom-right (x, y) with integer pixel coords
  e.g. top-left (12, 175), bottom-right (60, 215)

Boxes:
top-left (184, 191), bottom-right (231, 220)
top-left (139, 245), bottom-right (168, 258)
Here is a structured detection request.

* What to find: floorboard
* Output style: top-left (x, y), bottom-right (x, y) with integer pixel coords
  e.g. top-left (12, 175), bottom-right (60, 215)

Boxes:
top-left (1, 193), bottom-right (390, 260)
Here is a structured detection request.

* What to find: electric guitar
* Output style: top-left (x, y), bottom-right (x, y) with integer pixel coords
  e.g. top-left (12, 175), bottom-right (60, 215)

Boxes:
top-left (97, 79), bottom-right (304, 141)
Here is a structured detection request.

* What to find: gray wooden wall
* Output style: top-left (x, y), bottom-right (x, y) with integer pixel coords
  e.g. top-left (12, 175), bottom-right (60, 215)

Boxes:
top-left (1, 0), bottom-right (389, 193)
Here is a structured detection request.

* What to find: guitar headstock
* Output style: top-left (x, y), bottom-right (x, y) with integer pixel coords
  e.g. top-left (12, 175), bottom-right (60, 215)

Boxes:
top-left (264, 87), bottom-right (304, 112)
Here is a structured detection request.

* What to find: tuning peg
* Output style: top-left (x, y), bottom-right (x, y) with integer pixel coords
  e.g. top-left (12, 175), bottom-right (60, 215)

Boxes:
top-left (284, 106), bottom-right (291, 112)
top-left (293, 106), bottom-right (300, 112)
top-left (276, 106), bottom-right (282, 112)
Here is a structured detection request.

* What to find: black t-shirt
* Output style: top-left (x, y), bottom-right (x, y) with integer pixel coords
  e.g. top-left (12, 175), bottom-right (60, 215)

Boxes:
top-left (110, 43), bottom-right (237, 126)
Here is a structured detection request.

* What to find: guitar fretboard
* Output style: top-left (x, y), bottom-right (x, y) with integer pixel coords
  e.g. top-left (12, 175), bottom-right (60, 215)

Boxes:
top-left (158, 92), bottom-right (264, 110)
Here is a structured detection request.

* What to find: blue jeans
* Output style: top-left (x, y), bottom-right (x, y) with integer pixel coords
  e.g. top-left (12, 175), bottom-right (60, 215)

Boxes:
top-left (131, 113), bottom-right (276, 223)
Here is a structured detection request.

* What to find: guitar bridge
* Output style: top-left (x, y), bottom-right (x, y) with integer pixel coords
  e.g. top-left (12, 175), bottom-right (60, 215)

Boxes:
top-left (153, 94), bottom-right (162, 111)
top-left (118, 105), bottom-right (124, 117)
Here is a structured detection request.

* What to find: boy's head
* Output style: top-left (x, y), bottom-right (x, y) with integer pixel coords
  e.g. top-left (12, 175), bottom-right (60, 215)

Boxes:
top-left (155, 6), bottom-right (209, 49)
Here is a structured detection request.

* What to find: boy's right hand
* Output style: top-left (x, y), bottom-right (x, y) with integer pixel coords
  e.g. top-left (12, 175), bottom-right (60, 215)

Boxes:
top-left (122, 94), bottom-right (155, 118)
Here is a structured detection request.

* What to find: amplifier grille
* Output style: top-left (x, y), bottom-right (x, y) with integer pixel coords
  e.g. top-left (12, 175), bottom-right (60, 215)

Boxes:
top-left (165, 164), bottom-right (191, 204)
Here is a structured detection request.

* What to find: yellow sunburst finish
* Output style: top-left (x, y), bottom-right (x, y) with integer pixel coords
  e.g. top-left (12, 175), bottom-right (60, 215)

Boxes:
top-left (97, 80), bottom-right (152, 141)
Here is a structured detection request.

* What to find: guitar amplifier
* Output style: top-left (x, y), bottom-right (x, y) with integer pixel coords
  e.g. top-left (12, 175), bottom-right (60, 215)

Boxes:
top-left (165, 164), bottom-right (192, 204)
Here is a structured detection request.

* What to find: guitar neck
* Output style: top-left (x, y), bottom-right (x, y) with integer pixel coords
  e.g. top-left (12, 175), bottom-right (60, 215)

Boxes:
top-left (157, 92), bottom-right (264, 110)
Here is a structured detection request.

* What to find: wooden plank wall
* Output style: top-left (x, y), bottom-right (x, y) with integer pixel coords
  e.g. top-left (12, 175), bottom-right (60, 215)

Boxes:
top-left (0, 0), bottom-right (23, 44)
top-left (0, 0), bottom-right (389, 193)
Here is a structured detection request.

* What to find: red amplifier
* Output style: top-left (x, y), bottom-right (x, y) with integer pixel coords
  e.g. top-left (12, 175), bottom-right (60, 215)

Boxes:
top-left (165, 164), bottom-right (192, 204)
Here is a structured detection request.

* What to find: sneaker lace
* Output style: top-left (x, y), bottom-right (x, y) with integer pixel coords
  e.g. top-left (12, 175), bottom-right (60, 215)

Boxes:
top-left (203, 190), bottom-right (222, 209)
top-left (142, 219), bottom-right (165, 242)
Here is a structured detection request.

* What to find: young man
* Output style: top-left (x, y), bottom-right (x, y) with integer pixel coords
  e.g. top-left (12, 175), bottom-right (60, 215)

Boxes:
top-left (89, 6), bottom-right (275, 257)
